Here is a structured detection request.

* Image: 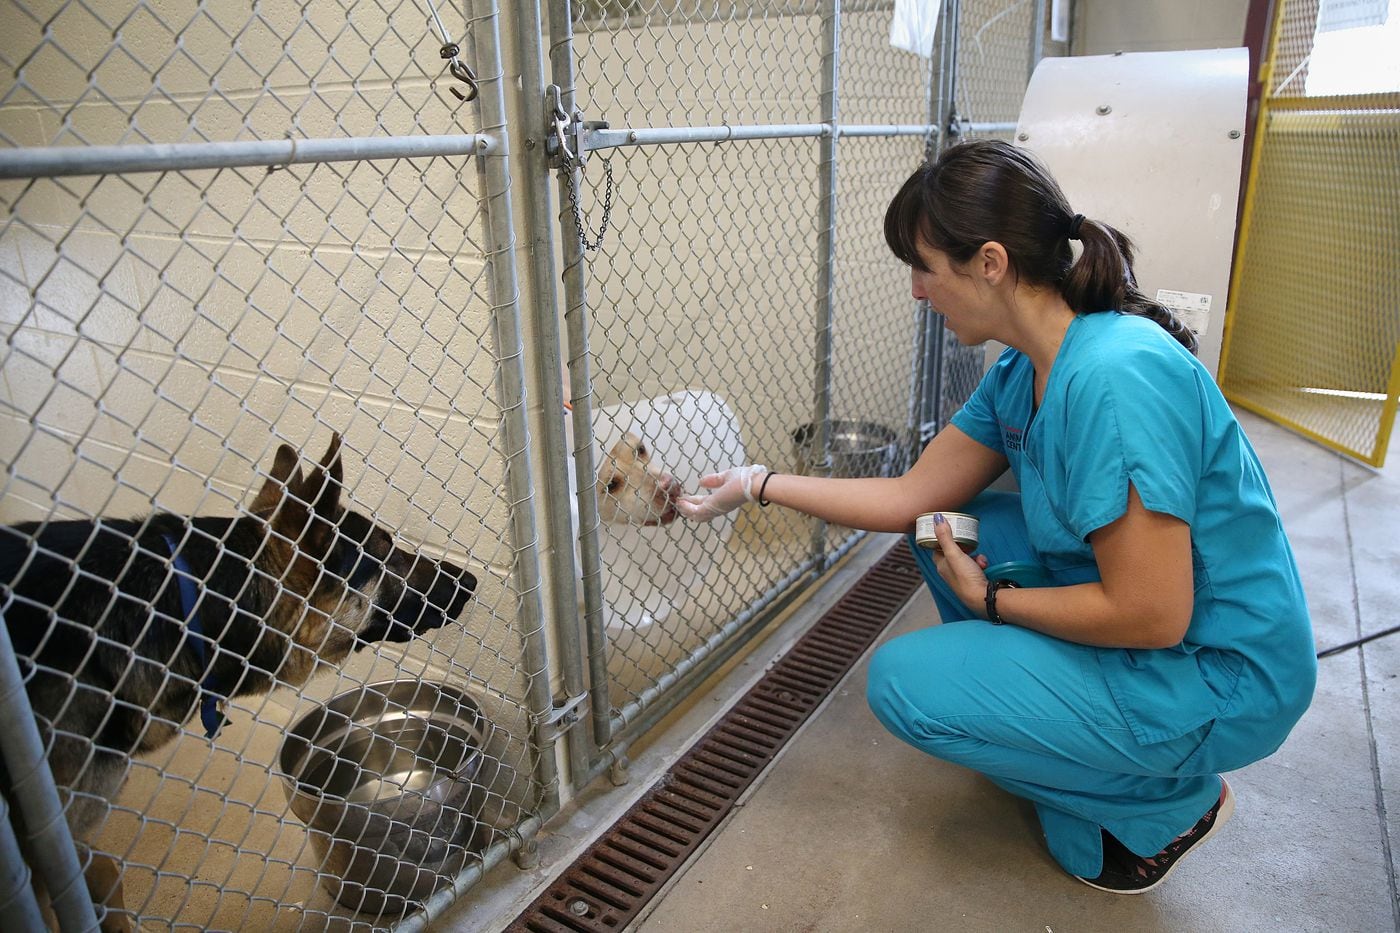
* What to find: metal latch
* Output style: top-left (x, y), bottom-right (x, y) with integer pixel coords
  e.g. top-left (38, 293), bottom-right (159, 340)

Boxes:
top-left (545, 85), bottom-right (609, 165)
top-left (545, 84), bottom-right (616, 252)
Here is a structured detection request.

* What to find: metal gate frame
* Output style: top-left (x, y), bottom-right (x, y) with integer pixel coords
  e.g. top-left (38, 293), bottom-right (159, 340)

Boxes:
top-left (1218, 0), bottom-right (1400, 467)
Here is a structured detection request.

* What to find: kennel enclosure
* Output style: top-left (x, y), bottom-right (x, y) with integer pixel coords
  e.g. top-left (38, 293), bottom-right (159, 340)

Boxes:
top-left (0, 1), bottom-right (1054, 927)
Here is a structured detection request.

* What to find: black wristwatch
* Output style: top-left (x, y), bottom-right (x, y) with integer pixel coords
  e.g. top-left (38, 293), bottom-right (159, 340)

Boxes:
top-left (985, 578), bottom-right (1020, 625)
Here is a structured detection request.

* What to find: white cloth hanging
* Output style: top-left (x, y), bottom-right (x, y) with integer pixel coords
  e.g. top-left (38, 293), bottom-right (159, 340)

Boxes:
top-left (890, 0), bottom-right (943, 58)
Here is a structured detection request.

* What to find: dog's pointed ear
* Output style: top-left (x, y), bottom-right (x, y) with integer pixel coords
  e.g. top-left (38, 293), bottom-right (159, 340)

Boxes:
top-left (320, 432), bottom-right (343, 481)
top-left (292, 433), bottom-right (344, 558)
top-left (250, 444), bottom-right (302, 515)
top-left (311, 433), bottom-right (344, 513)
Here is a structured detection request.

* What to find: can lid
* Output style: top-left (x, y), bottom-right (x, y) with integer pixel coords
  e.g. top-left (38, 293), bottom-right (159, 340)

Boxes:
top-left (985, 560), bottom-right (1053, 588)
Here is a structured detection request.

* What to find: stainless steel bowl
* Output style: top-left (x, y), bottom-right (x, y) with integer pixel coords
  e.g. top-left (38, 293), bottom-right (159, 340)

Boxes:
top-left (792, 420), bottom-right (900, 478)
top-left (277, 680), bottom-right (496, 916)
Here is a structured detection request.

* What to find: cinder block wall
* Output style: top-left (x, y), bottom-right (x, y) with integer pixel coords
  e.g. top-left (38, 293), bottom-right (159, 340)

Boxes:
top-left (1074, 0), bottom-right (1250, 53)
top-left (0, 2), bottom-right (503, 573)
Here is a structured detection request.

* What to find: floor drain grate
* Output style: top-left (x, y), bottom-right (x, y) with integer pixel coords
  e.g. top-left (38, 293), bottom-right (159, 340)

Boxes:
top-left (506, 542), bottom-right (924, 933)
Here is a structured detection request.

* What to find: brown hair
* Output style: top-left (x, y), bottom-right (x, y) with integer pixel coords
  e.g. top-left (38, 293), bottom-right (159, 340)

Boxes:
top-left (883, 139), bottom-right (1198, 353)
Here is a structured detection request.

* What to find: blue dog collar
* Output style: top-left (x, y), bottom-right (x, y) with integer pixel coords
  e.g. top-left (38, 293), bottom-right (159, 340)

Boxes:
top-left (162, 535), bottom-right (228, 739)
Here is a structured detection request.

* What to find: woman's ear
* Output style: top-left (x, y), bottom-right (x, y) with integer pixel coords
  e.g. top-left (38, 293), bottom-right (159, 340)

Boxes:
top-left (978, 241), bottom-right (1010, 287)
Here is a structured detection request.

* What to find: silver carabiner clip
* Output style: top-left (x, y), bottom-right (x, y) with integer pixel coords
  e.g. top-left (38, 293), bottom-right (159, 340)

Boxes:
top-left (549, 85), bottom-right (576, 164)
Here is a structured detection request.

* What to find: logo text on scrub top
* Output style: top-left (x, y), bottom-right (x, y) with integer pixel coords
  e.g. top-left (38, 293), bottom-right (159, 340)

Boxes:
top-left (1001, 423), bottom-right (1024, 452)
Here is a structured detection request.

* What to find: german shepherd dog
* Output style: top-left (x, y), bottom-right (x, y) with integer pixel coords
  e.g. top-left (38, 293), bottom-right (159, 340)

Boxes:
top-left (0, 434), bottom-right (476, 930)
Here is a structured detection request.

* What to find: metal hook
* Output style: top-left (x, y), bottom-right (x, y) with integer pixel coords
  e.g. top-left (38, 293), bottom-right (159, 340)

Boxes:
top-left (439, 42), bottom-right (479, 103)
top-left (549, 85), bottom-right (576, 164)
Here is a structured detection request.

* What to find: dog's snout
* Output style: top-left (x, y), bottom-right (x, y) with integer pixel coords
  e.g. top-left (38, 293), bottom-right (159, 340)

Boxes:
top-left (658, 472), bottom-right (680, 498)
top-left (409, 556), bottom-right (475, 621)
top-left (432, 560), bottom-right (477, 619)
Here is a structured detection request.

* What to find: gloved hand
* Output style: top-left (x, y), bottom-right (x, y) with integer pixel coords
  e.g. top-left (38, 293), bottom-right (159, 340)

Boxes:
top-left (675, 464), bottom-right (767, 522)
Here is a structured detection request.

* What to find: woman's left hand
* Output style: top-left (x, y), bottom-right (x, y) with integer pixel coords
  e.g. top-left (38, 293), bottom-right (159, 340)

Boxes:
top-left (930, 512), bottom-right (991, 614)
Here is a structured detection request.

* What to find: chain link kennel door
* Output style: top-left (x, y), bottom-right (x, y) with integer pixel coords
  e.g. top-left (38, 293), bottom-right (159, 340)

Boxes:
top-left (0, 0), bottom-right (553, 929)
top-left (528, 0), bottom-right (950, 782)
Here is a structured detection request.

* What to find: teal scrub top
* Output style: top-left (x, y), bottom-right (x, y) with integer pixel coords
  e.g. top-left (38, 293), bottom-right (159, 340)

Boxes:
top-left (952, 312), bottom-right (1316, 750)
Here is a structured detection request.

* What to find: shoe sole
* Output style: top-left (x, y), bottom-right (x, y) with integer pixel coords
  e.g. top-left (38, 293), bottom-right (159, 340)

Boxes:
top-left (1075, 777), bottom-right (1236, 896)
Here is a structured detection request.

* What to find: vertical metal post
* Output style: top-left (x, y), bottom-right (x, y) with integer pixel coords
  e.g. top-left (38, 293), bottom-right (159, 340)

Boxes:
top-left (917, 0), bottom-right (960, 441)
top-left (810, 0), bottom-right (841, 570)
top-left (0, 779), bottom-right (49, 931)
top-left (467, 0), bottom-right (561, 809)
top-left (1029, 0), bottom-right (1047, 80)
top-left (909, 0), bottom-right (952, 453)
top-left (512, 1), bottom-right (595, 796)
top-left (0, 614), bottom-right (99, 932)
top-left (547, 0), bottom-right (615, 758)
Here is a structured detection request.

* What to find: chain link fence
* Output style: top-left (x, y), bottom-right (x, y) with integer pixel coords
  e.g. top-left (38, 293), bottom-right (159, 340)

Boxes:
top-left (0, 0), bottom-right (543, 929)
top-left (1, 0), bottom-right (1052, 927)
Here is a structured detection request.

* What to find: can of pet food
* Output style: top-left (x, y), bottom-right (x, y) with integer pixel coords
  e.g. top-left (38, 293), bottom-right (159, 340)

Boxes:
top-left (915, 511), bottom-right (979, 553)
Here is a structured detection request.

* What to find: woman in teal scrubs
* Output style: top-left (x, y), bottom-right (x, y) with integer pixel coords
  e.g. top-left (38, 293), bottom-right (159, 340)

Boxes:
top-left (677, 139), bottom-right (1315, 893)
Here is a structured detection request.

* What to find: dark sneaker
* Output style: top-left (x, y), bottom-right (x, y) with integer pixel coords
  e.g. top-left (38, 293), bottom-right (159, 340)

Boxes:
top-left (1076, 778), bottom-right (1235, 895)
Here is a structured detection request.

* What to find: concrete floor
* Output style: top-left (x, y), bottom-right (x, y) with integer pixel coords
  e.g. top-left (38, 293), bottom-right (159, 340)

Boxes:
top-left (475, 408), bottom-right (1400, 933)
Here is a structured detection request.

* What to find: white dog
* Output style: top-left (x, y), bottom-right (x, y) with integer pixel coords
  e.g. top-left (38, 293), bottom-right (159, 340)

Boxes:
top-left (592, 430), bottom-right (682, 527)
top-left (563, 391), bottom-right (745, 630)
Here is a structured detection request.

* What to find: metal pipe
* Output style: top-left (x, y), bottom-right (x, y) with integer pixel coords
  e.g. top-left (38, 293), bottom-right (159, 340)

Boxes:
top-left (466, 0), bottom-right (560, 811)
top-left (571, 737), bottom-right (632, 790)
top-left (1030, 0), bottom-right (1047, 80)
top-left (935, 0), bottom-right (962, 153)
top-left (398, 815), bottom-right (545, 931)
top-left (840, 123), bottom-right (941, 137)
top-left (911, 0), bottom-right (958, 442)
top-left (0, 614), bottom-right (99, 932)
top-left (959, 120), bottom-right (1018, 135)
top-left (808, 0), bottom-right (841, 572)
top-left (548, 0), bottom-right (615, 759)
top-left (0, 133), bottom-right (492, 179)
top-left (906, 300), bottom-right (931, 462)
top-left (582, 123), bottom-right (829, 151)
top-left (513, 0), bottom-right (593, 799)
top-left (0, 788), bottom-right (48, 933)
top-left (580, 122), bottom-right (942, 154)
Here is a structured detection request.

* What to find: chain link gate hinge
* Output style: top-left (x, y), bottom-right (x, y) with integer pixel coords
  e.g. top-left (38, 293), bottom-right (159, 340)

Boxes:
top-left (538, 690), bottom-right (590, 743)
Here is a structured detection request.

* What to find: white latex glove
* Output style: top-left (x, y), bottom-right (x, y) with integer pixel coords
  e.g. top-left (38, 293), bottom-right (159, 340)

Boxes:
top-left (675, 464), bottom-right (767, 522)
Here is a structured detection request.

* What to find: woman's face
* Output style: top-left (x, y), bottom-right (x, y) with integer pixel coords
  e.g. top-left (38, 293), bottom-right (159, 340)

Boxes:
top-left (910, 245), bottom-right (992, 344)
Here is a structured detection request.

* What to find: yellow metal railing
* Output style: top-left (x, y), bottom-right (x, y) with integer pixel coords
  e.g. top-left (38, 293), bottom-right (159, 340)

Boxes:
top-left (1219, 0), bottom-right (1400, 466)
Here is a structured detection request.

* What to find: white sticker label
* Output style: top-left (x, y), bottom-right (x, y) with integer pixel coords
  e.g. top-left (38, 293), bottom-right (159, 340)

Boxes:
top-left (1156, 288), bottom-right (1212, 336)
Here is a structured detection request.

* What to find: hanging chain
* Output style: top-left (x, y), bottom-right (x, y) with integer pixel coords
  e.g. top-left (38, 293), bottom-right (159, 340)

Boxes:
top-left (566, 156), bottom-right (614, 252)
top-left (549, 85), bottom-right (614, 252)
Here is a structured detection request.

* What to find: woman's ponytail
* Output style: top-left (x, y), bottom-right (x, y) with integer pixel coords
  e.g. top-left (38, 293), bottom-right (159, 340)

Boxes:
top-left (1062, 216), bottom-right (1199, 354)
top-left (884, 140), bottom-right (1200, 355)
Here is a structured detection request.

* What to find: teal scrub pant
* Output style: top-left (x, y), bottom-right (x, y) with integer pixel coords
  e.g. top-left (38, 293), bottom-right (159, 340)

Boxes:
top-left (866, 491), bottom-right (1223, 878)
